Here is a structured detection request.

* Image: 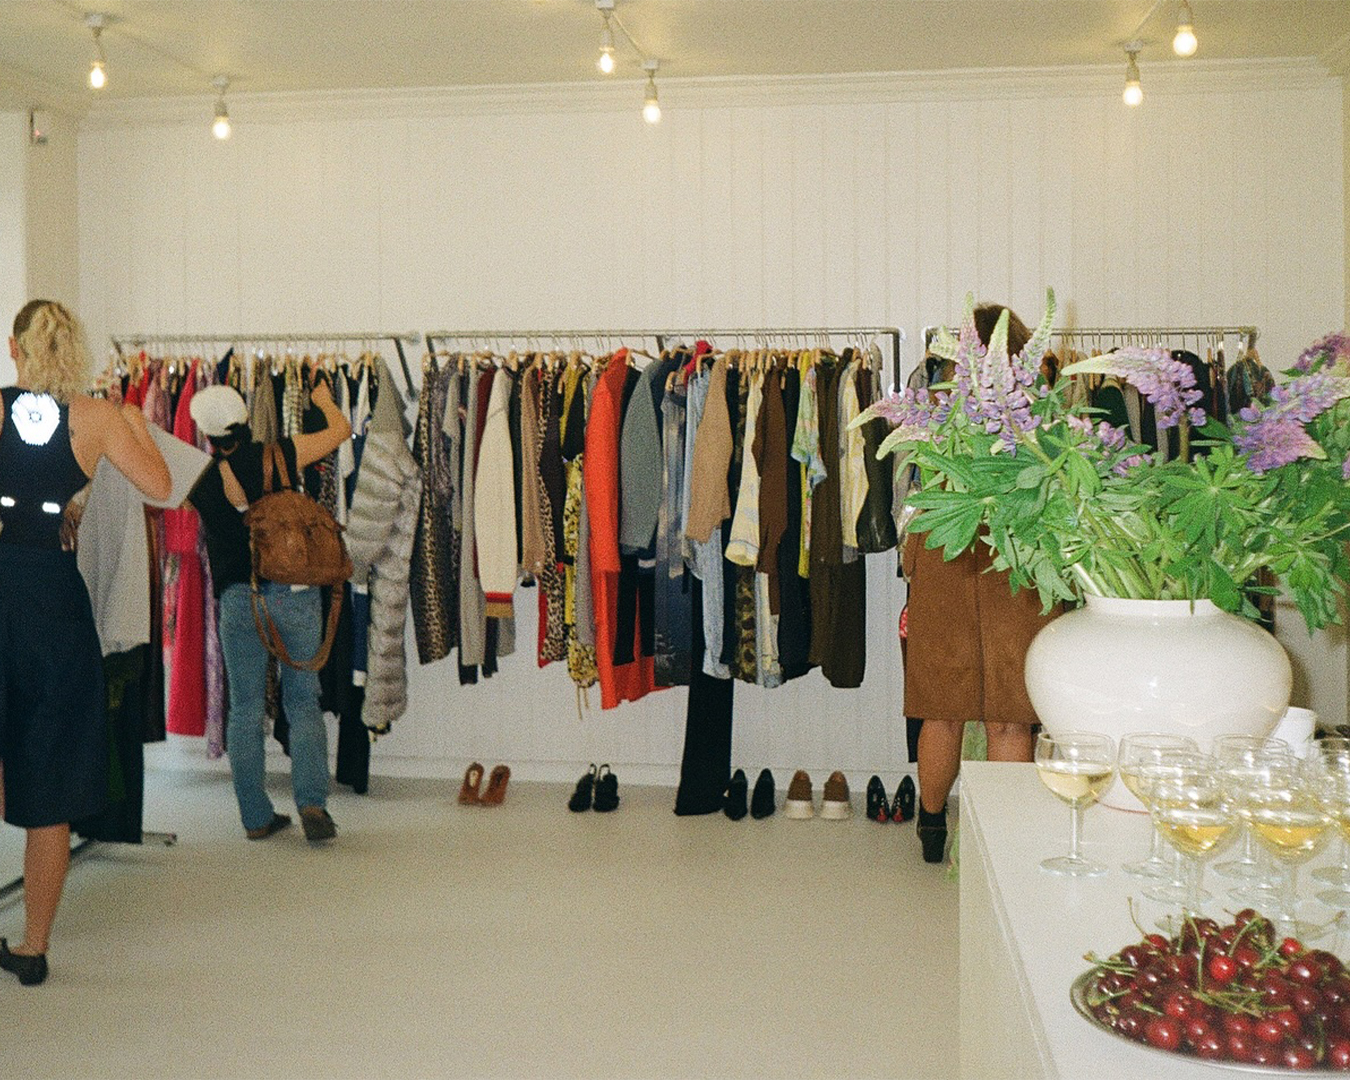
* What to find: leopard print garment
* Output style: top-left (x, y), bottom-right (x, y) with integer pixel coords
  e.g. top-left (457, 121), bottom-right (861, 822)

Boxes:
top-left (729, 372), bottom-right (759, 683)
top-left (409, 357), bottom-right (454, 664)
top-left (563, 454), bottom-right (597, 688)
top-left (536, 367), bottom-right (568, 663)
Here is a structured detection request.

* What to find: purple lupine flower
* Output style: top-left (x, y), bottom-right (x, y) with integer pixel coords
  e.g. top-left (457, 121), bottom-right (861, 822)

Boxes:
top-left (1295, 332), bottom-right (1350, 374)
top-left (1096, 421), bottom-right (1128, 453)
top-left (1091, 346), bottom-right (1204, 430)
top-left (1343, 457), bottom-right (1350, 481)
top-left (952, 309), bottom-right (1042, 454)
top-left (1113, 453), bottom-right (1149, 476)
top-left (1234, 418), bottom-right (1323, 474)
top-left (1233, 371), bottom-right (1350, 472)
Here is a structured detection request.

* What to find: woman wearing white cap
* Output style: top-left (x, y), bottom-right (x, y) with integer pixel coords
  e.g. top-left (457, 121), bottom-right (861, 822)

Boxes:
top-left (0, 299), bottom-right (171, 986)
top-left (188, 375), bottom-right (350, 844)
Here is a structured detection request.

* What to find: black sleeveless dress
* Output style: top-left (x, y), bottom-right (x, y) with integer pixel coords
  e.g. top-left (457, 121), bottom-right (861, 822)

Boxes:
top-left (0, 386), bottom-right (107, 828)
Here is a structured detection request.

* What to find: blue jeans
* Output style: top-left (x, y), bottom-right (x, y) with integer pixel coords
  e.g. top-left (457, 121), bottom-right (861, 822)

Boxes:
top-left (218, 583), bottom-right (330, 831)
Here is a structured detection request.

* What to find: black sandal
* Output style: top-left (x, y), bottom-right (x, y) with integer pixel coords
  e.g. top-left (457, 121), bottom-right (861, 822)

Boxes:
top-left (568, 764), bottom-right (598, 812)
top-left (593, 764), bottom-right (620, 812)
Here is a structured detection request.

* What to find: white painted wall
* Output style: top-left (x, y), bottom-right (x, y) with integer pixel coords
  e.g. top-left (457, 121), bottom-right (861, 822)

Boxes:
top-left (0, 111), bottom-right (26, 386)
top-left (74, 62), bottom-right (1348, 783)
top-left (25, 108), bottom-right (80, 310)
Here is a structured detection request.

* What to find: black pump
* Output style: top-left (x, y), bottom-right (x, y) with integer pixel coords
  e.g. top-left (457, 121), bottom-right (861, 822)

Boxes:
top-left (593, 764), bottom-right (620, 812)
top-left (893, 776), bottom-right (916, 823)
top-left (0, 939), bottom-right (47, 987)
top-left (723, 769), bottom-right (749, 820)
top-left (568, 764), bottom-right (598, 812)
top-left (750, 769), bottom-right (776, 819)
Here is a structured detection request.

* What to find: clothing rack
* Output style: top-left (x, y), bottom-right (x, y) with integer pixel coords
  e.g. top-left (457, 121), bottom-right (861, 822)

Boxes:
top-left (107, 331), bottom-right (422, 401)
top-left (1048, 325), bottom-right (1260, 353)
top-left (423, 325), bottom-right (908, 391)
top-left (1, 831), bottom-right (177, 906)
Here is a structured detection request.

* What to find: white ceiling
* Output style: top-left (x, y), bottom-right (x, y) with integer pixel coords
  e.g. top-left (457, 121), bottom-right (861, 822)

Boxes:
top-left (2, 0), bottom-right (1349, 113)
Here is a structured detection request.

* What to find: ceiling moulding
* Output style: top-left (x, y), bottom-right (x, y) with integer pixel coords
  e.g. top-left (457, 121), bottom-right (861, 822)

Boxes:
top-left (79, 58), bottom-right (1332, 130)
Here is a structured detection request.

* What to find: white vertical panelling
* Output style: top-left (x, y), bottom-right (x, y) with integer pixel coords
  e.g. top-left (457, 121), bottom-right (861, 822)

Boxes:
top-left (73, 70), bottom-right (1350, 780)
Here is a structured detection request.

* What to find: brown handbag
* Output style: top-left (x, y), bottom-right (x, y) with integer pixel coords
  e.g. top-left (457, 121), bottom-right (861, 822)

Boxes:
top-left (243, 444), bottom-right (353, 671)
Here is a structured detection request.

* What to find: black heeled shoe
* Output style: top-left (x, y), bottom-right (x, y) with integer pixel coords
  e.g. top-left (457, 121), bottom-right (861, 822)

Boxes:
top-left (918, 805), bottom-right (948, 864)
top-left (0, 938), bottom-right (47, 986)
top-left (893, 776), bottom-right (916, 824)
top-left (593, 764), bottom-right (620, 812)
top-left (569, 764), bottom-right (598, 812)
top-left (723, 769), bottom-right (748, 821)
top-left (866, 775), bottom-right (889, 823)
top-left (750, 769), bottom-right (776, 819)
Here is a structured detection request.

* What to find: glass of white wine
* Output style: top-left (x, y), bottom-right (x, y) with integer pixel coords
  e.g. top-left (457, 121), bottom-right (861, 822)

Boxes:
top-left (1244, 762), bottom-right (1334, 937)
top-left (1118, 733), bottom-right (1200, 879)
top-left (1213, 734), bottom-right (1291, 887)
top-left (1149, 758), bottom-right (1236, 918)
top-left (1308, 737), bottom-right (1350, 901)
top-left (1035, 730), bottom-right (1116, 877)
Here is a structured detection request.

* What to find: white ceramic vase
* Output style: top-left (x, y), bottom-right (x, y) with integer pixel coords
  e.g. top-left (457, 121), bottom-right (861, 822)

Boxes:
top-left (1024, 595), bottom-right (1292, 810)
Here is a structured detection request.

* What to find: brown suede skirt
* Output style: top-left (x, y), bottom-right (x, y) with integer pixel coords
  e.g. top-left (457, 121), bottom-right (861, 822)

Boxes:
top-left (902, 533), bottom-right (1058, 725)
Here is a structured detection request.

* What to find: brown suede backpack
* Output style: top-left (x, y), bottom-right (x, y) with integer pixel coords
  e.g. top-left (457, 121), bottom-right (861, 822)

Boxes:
top-left (243, 444), bottom-right (353, 670)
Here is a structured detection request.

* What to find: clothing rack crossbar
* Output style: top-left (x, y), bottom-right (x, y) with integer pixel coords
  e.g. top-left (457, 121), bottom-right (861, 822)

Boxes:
top-left (425, 325), bottom-right (908, 389)
top-left (1048, 325), bottom-right (1259, 343)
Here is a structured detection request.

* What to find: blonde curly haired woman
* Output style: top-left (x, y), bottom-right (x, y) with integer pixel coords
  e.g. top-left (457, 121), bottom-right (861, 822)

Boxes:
top-left (0, 299), bottom-right (169, 986)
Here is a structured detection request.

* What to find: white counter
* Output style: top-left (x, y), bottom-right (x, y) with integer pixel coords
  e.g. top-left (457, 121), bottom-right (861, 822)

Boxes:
top-left (958, 760), bottom-right (1344, 1080)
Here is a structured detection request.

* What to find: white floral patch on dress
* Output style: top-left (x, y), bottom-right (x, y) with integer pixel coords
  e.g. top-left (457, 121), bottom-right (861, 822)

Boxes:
top-left (11, 392), bottom-right (59, 446)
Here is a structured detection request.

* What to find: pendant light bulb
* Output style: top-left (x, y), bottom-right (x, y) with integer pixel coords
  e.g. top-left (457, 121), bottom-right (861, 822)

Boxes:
top-left (1173, 1), bottom-right (1198, 57)
top-left (1122, 48), bottom-right (1143, 107)
top-left (211, 76), bottom-right (231, 140)
top-left (597, 14), bottom-right (616, 74)
top-left (642, 60), bottom-right (661, 124)
top-left (85, 14), bottom-right (108, 90)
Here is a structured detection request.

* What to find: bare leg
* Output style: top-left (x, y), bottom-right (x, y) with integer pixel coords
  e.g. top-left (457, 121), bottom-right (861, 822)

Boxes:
top-left (917, 719), bottom-right (966, 815)
top-left (986, 722), bottom-right (1035, 764)
top-left (18, 824), bottom-right (70, 954)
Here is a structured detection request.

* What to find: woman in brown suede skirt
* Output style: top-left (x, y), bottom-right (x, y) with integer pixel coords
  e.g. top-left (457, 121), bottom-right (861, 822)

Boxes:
top-left (905, 304), bottom-right (1060, 862)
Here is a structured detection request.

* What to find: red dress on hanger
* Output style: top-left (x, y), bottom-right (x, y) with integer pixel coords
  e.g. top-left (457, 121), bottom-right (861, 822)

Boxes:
top-left (584, 349), bottom-right (657, 709)
top-left (164, 360), bottom-right (207, 736)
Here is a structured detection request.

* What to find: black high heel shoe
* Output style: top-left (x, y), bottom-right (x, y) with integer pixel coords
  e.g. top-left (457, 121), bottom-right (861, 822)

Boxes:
top-left (918, 805), bottom-right (948, 864)
top-left (569, 764), bottom-right (598, 812)
top-left (893, 776), bottom-right (916, 823)
top-left (866, 775), bottom-right (889, 823)
top-left (0, 938), bottom-right (47, 986)
top-left (593, 764), bottom-right (620, 812)
top-left (723, 769), bottom-right (749, 821)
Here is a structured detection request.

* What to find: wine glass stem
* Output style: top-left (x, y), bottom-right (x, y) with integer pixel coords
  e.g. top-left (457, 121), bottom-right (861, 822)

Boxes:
top-left (1184, 857), bottom-right (1203, 915)
top-left (1148, 825), bottom-right (1164, 862)
top-left (1069, 803), bottom-right (1084, 861)
top-left (1283, 865), bottom-right (1299, 925)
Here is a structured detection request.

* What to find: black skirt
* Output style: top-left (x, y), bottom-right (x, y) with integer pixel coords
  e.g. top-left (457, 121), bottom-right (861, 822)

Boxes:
top-left (0, 546), bottom-right (109, 828)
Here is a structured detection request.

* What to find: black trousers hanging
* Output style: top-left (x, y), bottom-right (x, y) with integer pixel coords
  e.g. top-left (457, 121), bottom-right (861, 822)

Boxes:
top-left (674, 574), bottom-right (733, 816)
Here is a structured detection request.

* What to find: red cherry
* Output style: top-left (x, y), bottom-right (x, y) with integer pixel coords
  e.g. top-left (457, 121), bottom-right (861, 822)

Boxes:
top-left (1270, 1008), bottom-right (1302, 1036)
top-left (1221, 1014), bottom-right (1253, 1037)
top-left (1226, 1031), bottom-right (1255, 1063)
top-left (1290, 985), bottom-right (1324, 1017)
top-left (1288, 958), bottom-right (1324, 985)
top-left (1260, 972), bottom-right (1295, 1008)
top-left (1233, 945), bottom-right (1260, 971)
top-left (1284, 1045), bottom-right (1317, 1070)
top-left (1193, 1030), bottom-right (1225, 1060)
top-left (1281, 936), bottom-right (1305, 958)
top-left (1143, 933), bottom-right (1169, 953)
top-left (1253, 1017), bottom-right (1285, 1045)
top-left (1162, 991), bottom-right (1195, 1020)
top-left (1207, 954), bottom-right (1238, 985)
top-left (1145, 1016), bottom-right (1183, 1052)
top-left (1326, 1037), bottom-right (1350, 1069)
top-left (1183, 1017), bottom-right (1214, 1047)
top-left (1234, 907), bottom-right (1260, 927)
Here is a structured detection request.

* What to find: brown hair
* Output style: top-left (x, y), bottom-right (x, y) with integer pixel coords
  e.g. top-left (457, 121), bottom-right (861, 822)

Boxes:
top-left (973, 303), bottom-right (1031, 355)
top-left (11, 299), bottom-right (91, 402)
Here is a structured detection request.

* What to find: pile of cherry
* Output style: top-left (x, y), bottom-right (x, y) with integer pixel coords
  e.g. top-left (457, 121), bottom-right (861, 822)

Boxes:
top-left (1084, 910), bottom-right (1350, 1070)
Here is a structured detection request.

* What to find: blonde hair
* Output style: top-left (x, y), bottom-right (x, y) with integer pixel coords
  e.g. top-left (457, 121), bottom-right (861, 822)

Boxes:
top-left (12, 299), bottom-right (92, 402)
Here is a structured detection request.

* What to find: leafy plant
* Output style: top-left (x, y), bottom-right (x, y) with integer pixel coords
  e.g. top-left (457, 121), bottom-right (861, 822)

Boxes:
top-left (857, 291), bottom-right (1350, 631)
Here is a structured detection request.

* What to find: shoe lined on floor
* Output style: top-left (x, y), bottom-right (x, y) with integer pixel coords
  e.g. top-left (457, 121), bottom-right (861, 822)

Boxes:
top-left (0, 939), bottom-right (47, 986)
top-left (821, 771), bottom-right (852, 820)
top-left (723, 768), bottom-right (748, 821)
top-left (750, 768), bottom-right (776, 819)
top-left (245, 812), bottom-right (292, 840)
top-left (893, 776), bottom-right (916, 823)
top-left (569, 764), bottom-right (598, 812)
top-left (457, 762), bottom-right (486, 805)
top-left (784, 770), bottom-right (814, 819)
top-left (299, 806), bottom-right (337, 843)
top-left (918, 805), bottom-right (948, 863)
top-left (593, 764), bottom-right (620, 812)
top-left (866, 776), bottom-right (888, 823)
top-left (480, 764), bottom-right (511, 806)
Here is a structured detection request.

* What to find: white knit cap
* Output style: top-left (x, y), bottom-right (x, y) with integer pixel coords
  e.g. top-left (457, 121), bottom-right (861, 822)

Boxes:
top-left (189, 385), bottom-right (248, 438)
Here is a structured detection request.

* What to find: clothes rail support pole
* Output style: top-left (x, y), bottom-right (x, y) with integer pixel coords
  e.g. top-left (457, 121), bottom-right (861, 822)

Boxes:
top-left (0, 830), bottom-right (177, 905)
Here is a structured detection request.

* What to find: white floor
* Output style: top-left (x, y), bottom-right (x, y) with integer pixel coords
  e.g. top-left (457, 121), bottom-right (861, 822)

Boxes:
top-left (0, 767), bottom-right (958, 1080)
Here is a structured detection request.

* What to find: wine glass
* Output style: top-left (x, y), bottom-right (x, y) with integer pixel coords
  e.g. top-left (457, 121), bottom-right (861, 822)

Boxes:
top-left (1118, 733), bottom-right (1200, 879)
top-left (1213, 735), bottom-right (1291, 901)
top-left (1035, 730), bottom-right (1116, 877)
top-left (1241, 758), bottom-right (1333, 938)
top-left (1140, 751), bottom-right (1223, 907)
top-left (1308, 737), bottom-right (1350, 903)
top-left (1148, 757), bottom-right (1237, 919)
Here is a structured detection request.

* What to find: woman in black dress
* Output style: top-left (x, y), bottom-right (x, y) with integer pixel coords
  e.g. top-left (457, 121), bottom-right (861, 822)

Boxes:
top-left (0, 300), bottom-right (170, 985)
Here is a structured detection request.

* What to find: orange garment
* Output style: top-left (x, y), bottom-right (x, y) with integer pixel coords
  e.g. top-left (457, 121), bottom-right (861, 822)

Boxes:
top-left (584, 349), bottom-right (657, 709)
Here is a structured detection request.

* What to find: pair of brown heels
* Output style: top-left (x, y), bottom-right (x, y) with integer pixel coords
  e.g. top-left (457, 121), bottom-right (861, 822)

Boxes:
top-left (458, 762), bottom-right (510, 806)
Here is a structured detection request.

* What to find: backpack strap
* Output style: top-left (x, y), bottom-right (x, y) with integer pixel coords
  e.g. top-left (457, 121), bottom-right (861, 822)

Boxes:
top-left (250, 584), bottom-right (344, 672)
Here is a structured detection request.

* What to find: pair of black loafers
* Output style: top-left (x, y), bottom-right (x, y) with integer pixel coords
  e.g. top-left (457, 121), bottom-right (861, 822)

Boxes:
top-left (568, 764), bottom-right (619, 812)
top-left (722, 768), bottom-right (776, 820)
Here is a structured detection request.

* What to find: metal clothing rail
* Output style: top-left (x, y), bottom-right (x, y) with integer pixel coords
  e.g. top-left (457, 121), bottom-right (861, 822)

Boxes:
top-left (108, 331), bottom-right (422, 401)
top-left (0, 831), bottom-right (177, 905)
top-left (1049, 325), bottom-right (1260, 350)
top-left (424, 325), bottom-right (909, 389)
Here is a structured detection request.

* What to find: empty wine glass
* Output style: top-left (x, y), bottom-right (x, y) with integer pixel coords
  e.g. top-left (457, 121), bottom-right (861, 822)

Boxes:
top-left (1118, 733), bottom-right (1200, 879)
top-left (1035, 730), bottom-right (1116, 877)
top-left (1308, 737), bottom-right (1350, 903)
top-left (1241, 758), bottom-right (1333, 938)
top-left (1149, 756), bottom-right (1237, 919)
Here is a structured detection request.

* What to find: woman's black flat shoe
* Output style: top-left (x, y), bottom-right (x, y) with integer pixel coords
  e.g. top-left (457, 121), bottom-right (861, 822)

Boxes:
top-left (569, 764), bottom-right (598, 812)
top-left (0, 939), bottom-right (48, 986)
